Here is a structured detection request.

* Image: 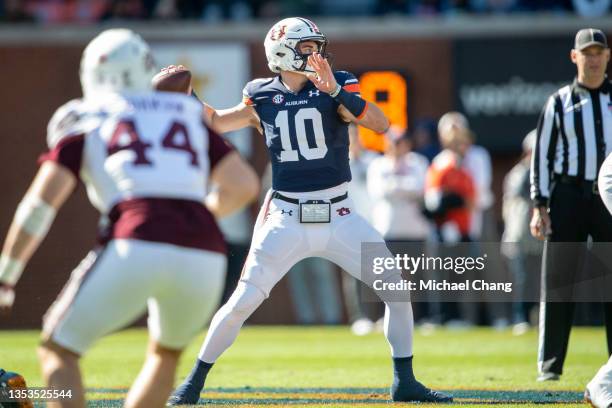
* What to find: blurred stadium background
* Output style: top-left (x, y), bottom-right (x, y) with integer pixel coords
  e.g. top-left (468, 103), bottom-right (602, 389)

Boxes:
top-left (0, 0), bottom-right (611, 330)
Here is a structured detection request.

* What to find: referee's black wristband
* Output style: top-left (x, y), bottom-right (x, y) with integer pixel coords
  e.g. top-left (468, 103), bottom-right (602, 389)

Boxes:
top-left (532, 197), bottom-right (548, 208)
top-left (332, 86), bottom-right (367, 119)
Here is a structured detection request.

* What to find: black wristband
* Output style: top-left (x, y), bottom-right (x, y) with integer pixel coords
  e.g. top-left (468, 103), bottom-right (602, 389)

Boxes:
top-left (334, 88), bottom-right (367, 118)
top-left (533, 196), bottom-right (548, 208)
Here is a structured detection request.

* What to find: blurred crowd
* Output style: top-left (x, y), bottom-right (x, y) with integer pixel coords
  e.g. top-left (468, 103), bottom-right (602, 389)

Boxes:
top-left (339, 113), bottom-right (540, 335)
top-left (1, 0), bottom-right (610, 24)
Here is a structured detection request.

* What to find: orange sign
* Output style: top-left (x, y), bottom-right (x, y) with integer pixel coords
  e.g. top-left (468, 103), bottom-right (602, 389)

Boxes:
top-left (358, 71), bottom-right (408, 152)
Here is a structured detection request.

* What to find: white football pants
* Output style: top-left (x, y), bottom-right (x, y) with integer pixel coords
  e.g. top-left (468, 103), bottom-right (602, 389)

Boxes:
top-left (43, 239), bottom-right (226, 354)
top-left (198, 185), bottom-right (414, 363)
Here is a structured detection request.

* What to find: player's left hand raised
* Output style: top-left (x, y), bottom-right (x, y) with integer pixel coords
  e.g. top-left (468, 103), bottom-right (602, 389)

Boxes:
top-left (307, 52), bottom-right (337, 94)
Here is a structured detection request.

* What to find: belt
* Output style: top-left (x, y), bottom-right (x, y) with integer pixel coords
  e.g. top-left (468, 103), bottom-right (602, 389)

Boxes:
top-left (554, 174), bottom-right (599, 194)
top-left (272, 191), bottom-right (348, 205)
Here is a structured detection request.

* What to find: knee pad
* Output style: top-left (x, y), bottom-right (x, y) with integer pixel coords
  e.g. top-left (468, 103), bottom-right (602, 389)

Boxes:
top-left (223, 281), bottom-right (266, 323)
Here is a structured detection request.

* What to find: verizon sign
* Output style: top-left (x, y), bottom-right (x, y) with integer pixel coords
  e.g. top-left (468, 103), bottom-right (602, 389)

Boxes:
top-left (460, 76), bottom-right (566, 117)
top-left (454, 37), bottom-right (576, 152)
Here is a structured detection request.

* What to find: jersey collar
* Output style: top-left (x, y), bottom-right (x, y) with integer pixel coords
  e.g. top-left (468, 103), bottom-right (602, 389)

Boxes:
top-left (276, 75), bottom-right (316, 95)
top-left (571, 76), bottom-right (611, 94)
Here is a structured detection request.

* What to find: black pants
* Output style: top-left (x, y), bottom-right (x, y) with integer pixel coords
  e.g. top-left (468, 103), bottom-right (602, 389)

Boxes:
top-left (539, 180), bottom-right (612, 375)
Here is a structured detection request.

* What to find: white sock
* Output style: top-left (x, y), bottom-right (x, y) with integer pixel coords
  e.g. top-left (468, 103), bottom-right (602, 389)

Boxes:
top-left (198, 281), bottom-right (266, 363)
top-left (383, 301), bottom-right (414, 358)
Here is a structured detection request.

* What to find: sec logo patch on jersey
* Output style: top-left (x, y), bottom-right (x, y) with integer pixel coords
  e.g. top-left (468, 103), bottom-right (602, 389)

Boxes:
top-left (272, 94), bottom-right (284, 104)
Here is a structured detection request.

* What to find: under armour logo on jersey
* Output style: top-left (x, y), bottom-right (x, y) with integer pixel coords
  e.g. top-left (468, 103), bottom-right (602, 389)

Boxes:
top-left (308, 90), bottom-right (320, 97)
top-left (281, 209), bottom-right (293, 216)
top-left (336, 207), bottom-right (350, 216)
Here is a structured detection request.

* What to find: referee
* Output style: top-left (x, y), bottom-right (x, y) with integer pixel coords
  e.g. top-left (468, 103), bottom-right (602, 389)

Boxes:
top-left (530, 28), bottom-right (612, 381)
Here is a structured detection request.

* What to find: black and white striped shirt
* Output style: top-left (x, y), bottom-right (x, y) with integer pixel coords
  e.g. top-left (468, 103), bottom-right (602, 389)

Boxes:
top-left (530, 78), bottom-right (612, 206)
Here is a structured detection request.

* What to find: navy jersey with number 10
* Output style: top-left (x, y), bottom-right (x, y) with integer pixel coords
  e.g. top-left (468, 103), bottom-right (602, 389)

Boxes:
top-left (243, 71), bottom-right (363, 192)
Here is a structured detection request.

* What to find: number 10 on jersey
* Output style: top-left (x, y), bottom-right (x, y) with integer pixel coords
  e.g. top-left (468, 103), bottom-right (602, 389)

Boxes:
top-left (274, 108), bottom-right (328, 162)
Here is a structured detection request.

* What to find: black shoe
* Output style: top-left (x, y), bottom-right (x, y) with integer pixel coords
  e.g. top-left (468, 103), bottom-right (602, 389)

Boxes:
top-left (391, 379), bottom-right (453, 403)
top-left (166, 381), bottom-right (201, 406)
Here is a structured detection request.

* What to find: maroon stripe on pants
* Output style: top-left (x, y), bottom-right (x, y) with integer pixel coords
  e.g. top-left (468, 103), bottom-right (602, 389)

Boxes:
top-left (42, 247), bottom-right (106, 346)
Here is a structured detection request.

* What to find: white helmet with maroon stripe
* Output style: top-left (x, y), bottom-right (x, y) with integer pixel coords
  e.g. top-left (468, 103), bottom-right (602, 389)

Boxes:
top-left (264, 17), bottom-right (328, 74)
top-left (80, 29), bottom-right (157, 98)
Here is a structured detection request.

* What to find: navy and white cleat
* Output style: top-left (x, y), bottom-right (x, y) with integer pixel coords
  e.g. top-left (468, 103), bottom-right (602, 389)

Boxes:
top-left (166, 382), bottom-right (202, 406)
top-left (391, 379), bottom-right (453, 403)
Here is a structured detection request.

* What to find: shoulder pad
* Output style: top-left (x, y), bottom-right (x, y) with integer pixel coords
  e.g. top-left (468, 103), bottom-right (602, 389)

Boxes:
top-left (46, 99), bottom-right (103, 149)
top-left (242, 77), bottom-right (275, 106)
top-left (334, 71), bottom-right (360, 94)
top-left (47, 99), bottom-right (89, 149)
top-left (334, 71), bottom-right (359, 86)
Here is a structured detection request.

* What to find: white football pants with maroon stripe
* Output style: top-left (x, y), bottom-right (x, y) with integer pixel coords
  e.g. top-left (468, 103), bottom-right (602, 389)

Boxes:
top-left (43, 239), bottom-right (226, 354)
top-left (198, 184), bottom-right (414, 362)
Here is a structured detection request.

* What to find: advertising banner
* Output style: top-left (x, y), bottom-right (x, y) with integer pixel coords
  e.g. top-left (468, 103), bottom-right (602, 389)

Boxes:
top-left (454, 37), bottom-right (575, 152)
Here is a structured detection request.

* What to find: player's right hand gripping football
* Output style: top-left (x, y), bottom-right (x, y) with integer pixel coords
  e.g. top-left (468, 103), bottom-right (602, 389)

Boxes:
top-left (0, 283), bottom-right (15, 313)
top-left (160, 64), bottom-right (186, 75)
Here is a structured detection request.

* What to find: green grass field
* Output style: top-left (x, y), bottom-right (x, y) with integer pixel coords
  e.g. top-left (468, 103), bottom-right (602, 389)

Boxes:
top-left (0, 326), bottom-right (607, 407)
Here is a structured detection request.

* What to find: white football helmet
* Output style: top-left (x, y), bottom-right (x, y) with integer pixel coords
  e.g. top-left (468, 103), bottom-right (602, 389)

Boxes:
top-left (79, 28), bottom-right (156, 98)
top-left (264, 17), bottom-right (328, 74)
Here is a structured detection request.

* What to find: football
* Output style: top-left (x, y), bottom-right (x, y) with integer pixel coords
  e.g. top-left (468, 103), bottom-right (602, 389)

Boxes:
top-left (152, 67), bottom-right (192, 94)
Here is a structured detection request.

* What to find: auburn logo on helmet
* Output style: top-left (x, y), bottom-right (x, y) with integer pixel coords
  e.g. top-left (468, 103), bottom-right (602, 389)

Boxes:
top-left (269, 25), bottom-right (287, 41)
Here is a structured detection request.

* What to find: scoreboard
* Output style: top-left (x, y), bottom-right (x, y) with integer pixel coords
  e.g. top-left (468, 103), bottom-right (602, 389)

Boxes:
top-left (358, 71), bottom-right (408, 152)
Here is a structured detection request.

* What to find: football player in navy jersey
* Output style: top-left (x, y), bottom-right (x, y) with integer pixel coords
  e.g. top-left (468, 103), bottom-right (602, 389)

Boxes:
top-left (169, 17), bottom-right (452, 404)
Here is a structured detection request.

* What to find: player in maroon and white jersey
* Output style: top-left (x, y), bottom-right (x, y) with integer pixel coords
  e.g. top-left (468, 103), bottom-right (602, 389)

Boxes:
top-left (0, 29), bottom-right (258, 408)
